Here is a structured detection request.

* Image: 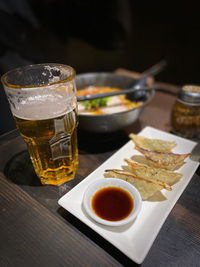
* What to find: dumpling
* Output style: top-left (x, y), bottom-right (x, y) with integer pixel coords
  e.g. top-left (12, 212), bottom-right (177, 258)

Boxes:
top-left (124, 158), bottom-right (182, 185)
top-left (135, 146), bottom-right (190, 170)
top-left (105, 169), bottom-right (171, 200)
top-left (129, 133), bottom-right (176, 152)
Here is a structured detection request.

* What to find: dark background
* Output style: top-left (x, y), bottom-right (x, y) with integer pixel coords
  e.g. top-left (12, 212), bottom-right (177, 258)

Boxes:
top-left (1, 0), bottom-right (200, 135)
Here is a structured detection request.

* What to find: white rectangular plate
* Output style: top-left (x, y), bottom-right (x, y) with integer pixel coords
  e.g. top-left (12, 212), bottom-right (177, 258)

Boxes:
top-left (58, 126), bottom-right (199, 264)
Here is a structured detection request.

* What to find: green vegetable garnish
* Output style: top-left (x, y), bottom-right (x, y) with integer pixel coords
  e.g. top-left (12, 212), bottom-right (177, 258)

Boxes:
top-left (81, 97), bottom-right (111, 110)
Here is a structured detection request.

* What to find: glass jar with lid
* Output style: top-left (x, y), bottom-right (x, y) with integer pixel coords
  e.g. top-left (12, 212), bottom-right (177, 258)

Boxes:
top-left (171, 85), bottom-right (200, 140)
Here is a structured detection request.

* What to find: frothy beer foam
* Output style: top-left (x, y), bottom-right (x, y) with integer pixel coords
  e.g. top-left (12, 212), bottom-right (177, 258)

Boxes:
top-left (5, 80), bottom-right (77, 120)
top-left (13, 95), bottom-right (77, 120)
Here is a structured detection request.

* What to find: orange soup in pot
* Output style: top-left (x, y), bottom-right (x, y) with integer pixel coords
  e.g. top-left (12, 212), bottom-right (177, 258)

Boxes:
top-left (77, 86), bottom-right (142, 115)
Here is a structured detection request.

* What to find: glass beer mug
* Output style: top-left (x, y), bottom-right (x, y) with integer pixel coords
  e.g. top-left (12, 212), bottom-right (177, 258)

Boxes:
top-left (1, 63), bottom-right (79, 185)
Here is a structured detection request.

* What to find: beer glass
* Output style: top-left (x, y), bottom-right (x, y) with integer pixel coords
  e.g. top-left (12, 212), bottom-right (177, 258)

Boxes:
top-left (1, 63), bottom-right (79, 185)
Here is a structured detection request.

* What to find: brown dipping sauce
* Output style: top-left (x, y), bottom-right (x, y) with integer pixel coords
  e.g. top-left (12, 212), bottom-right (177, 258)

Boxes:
top-left (92, 187), bottom-right (134, 221)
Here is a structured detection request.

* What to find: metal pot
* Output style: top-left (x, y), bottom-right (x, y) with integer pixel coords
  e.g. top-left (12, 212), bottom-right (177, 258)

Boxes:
top-left (76, 72), bottom-right (154, 133)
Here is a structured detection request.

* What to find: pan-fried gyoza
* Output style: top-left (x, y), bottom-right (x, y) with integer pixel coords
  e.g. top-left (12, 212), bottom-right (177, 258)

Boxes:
top-left (105, 169), bottom-right (171, 200)
top-left (135, 146), bottom-right (190, 171)
top-left (104, 133), bottom-right (191, 201)
top-left (129, 133), bottom-right (176, 152)
top-left (124, 158), bottom-right (182, 186)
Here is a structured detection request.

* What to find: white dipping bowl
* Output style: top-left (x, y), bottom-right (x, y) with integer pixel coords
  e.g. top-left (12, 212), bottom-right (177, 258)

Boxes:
top-left (83, 178), bottom-right (142, 226)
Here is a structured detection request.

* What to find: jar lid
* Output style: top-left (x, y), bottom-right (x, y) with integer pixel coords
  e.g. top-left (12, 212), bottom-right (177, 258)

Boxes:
top-left (178, 85), bottom-right (200, 105)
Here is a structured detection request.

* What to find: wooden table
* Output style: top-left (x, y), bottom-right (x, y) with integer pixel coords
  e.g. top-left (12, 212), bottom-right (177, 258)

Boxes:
top-left (0, 70), bottom-right (200, 267)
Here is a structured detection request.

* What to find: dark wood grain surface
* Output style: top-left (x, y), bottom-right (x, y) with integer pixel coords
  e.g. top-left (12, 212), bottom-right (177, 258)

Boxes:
top-left (0, 174), bottom-right (122, 267)
top-left (0, 70), bottom-right (199, 267)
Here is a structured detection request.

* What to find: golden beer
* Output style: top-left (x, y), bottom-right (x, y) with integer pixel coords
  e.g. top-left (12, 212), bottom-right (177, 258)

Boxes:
top-left (13, 109), bottom-right (78, 185)
top-left (1, 63), bottom-right (79, 185)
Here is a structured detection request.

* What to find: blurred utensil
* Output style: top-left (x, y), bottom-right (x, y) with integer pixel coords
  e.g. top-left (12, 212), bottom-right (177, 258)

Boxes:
top-left (76, 73), bottom-right (154, 133)
top-left (77, 85), bottom-right (160, 101)
top-left (77, 59), bottom-right (167, 102)
top-left (136, 59), bottom-right (167, 86)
